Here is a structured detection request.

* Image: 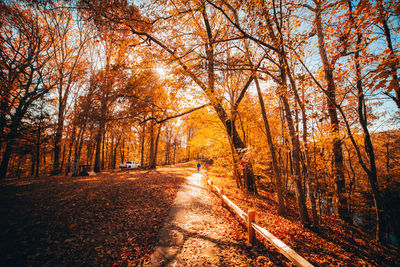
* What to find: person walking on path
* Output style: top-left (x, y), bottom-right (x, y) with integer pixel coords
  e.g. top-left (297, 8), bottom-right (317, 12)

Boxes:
top-left (196, 162), bottom-right (201, 173)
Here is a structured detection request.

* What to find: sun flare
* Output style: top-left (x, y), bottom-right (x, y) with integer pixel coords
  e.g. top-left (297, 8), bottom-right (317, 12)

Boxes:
top-left (156, 66), bottom-right (167, 77)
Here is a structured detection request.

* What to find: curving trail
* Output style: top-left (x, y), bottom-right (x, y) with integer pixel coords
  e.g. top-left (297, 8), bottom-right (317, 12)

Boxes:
top-left (148, 172), bottom-right (280, 266)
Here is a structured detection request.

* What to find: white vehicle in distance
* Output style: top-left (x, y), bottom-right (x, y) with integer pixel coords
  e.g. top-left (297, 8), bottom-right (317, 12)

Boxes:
top-left (119, 161), bottom-right (141, 169)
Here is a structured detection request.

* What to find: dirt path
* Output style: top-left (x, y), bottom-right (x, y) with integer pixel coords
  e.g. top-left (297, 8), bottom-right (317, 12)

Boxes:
top-left (148, 172), bottom-right (279, 266)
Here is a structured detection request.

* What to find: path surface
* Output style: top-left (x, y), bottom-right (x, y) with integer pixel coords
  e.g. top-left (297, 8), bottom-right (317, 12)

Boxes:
top-left (148, 172), bottom-right (271, 266)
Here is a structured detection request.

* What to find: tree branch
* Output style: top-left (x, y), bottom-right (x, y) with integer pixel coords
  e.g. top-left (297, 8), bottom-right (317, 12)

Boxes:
top-left (140, 104), bottom-right (209, 124)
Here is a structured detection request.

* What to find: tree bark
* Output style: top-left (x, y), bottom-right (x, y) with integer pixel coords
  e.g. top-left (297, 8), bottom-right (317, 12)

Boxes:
top-left (72, 124), bottom-right (87, 177)
top-left (280, 92), bottom-right (310, 226)
top-left (315, 2), bottom-right (349, 222)
top-left (202, 4), bottom-right (256, 193)
top-left (51, 113), bottom-right (64, 175)
top-left (286, 64), bottom-right (319, 227)
top-left (65, 126), bottom-right (76, 176)
top-left (94, 119), bottom-right (105, 173)
top-left (140, 123), bottom-right (145, 166)
top-left (0, 141), bottom-right (13, 178)
top-left (149, 119), bottom-right (156, 169)
top-left (377, 0), bottom-right (400, 108)
top-left (254, 76), bottom-right (285, 215)
top-left (35, 122), bottom-right (41, 177)
top-left (350, 2), bottom-right (386, 241)
top-left (154, 123), bottom-right (162, 167)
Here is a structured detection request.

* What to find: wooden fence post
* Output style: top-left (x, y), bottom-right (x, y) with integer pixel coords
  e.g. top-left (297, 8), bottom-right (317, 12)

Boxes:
top-left (247, 210), bottom-right (255, 246)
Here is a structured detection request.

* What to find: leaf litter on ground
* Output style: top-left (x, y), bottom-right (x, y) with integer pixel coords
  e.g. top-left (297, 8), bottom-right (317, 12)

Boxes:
top-left (0, 167), bottom-right (191, 266)
top-left (206, 171), bottom-right (400, 266)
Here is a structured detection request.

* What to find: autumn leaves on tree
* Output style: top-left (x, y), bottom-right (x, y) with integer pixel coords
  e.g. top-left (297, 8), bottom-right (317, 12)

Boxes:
top-left (1, 0), bottom-right (399, 245)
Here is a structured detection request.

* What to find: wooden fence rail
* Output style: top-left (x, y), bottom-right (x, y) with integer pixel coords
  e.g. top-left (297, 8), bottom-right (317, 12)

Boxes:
top-left (206, 179), bottom-right (314, 267)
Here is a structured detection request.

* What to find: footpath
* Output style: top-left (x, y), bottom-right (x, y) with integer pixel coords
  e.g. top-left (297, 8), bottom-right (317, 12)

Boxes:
top-left (147, 172), bottom-right (276, 266)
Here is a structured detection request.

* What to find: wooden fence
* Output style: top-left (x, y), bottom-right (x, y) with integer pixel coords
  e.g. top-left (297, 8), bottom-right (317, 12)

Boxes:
top-left (206, 178), bottom-right (314, 267)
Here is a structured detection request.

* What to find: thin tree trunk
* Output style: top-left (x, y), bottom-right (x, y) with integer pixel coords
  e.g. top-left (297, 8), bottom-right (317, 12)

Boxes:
top-left (65, 127), bottom-right (75, 176)
top-left (386, 141), bottom-right (390, 172)
top-left (186, 127), bottom-right (191, 161)
top-left (351, 4), bottom-right (386, 241)
top-left (281, 93), bottom-right (310, 226)
top-left (276, 55), bottom-right (310, 225)
top-left (51, 113), bottom-right (64, 175)
top-left (72, 124), bottom-right (87, 177)
top-left (254, 76), bottom-right (285, 215)
top-left (60, 143), bottom-right (66, 174)
top-left (35, 123), bottom-right (41, 177)
top-left (377, 0), bottom-right (400, 108)
top-left (30, 153), bottom-right (35, 176)
top-left (149, 119), bottom-right (156, 169)
top-left (165, 129), bottom-right (170, 165)
top-left (140, 123), bottom-right (145, 166)
top-left (0, 140), bottom-right (13, 178)
top-left (287, 65), bottom-right (319, 228)
top-left (153, 123), bottom-right (162, 168)
top-left (94, 119), bottom-right (105, 173)
top-left (173, 138), bottom-right (177, 164)
top-left (315, 3), bottom-right (349, 222)
top-left (103, 130), bottom-right (106, 169)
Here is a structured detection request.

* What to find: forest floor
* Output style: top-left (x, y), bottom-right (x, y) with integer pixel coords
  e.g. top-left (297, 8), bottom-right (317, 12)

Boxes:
top-left (0, 166), bottom-right (282, 266)
top-left (1, 165), bottom-right (399, 266)
top-left (0, 167), bottom-right (189, 266)
top-left (205, 169), bottom-right (400, 266)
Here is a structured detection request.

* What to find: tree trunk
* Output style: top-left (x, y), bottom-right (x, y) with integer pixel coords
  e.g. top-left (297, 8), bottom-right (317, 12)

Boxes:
top-left (229, 140), bottom-right (243, 189)
top-left (186, 127), bottom-right (191, 161)
top-left (173, 138), bottom-right (177, 164)
top-left (120, 136), bottom-right (125, 164)
top-left (110, 132), bottom-right (114, 169)
top-left (65, 128), bottom-right (75, 176)
top-left (315, 3), bottom-right (349, 222)
top-left (352, 13), bottom-right (386, 241)
top-left (51, 113), bottom-right (64, 175)
top-left (140, 123), bottom-right (145, 166)
top-left (149, 119), bottom-right (156, 169)
top-left (165, 128), bottom-right (171, 165)
top-left (30, 153), bottom-right (35, 176)
top-left (35, 123), bottom-right (41, 177)
top-left (225, 117), bottom-right (256, 193)
top-left (377, 0), bottom-right (400, 108)
top-left (72, 125), bottom-right (86, 177)
top-left (60, 143), bottom-right (66, 174)
top-left (0, 140), bottom-right (13, 178)
top-left (286, 64), bottom-right (319, 227)
top-left (153, 123), bottom-right (162, 167)
top-left (280, 93), bottom-right (310, 226)
top-left (254, 76), bottom-right (285, 215)
top-left (94, 119), bottom-right (105, 173)
top-left (202, 5), bottom-right (256, 193)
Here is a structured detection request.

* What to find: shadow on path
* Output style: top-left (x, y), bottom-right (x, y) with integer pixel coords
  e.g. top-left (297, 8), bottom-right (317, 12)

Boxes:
top-left (148, 173), bottom-right (286, 266)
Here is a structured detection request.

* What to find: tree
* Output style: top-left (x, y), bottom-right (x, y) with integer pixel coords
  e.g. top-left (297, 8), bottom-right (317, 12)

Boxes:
top-left (208, 0), bottom-right (310, 225)
top-left (38, 1), bottom-right (90, 175)
top-left (300, 0), bottom-right (350, 223)
top-left (80, 0), bottom-right (260, 192)
top-left (374, 0), bottom-right (400, 108)
top-left (0, 2), bottom-right (54, 178)
top-left (71, 75), bottom-right (96, 176)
